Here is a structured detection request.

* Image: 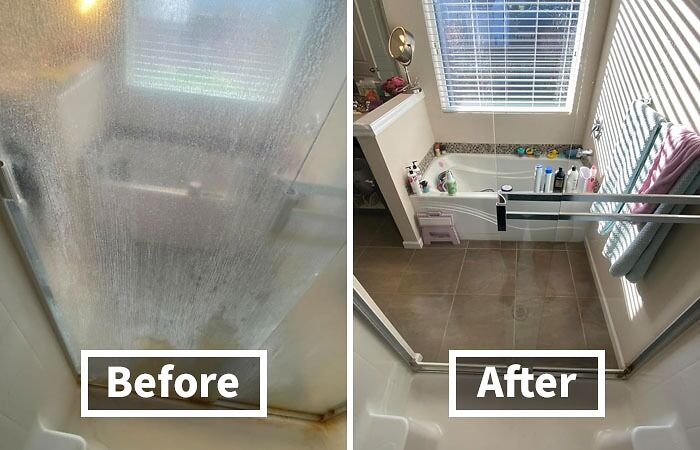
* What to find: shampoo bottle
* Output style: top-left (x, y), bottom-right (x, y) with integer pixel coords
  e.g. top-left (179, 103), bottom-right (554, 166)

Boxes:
top-left (553, 167), bottom-right (565, 193)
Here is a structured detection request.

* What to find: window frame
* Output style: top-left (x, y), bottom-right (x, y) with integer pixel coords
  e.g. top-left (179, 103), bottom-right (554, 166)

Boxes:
top-left (422, 0), bottom-right (590, 113)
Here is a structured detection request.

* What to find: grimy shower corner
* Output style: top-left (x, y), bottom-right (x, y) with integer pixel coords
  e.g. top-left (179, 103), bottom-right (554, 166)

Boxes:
top-left (0, 1), bottom-right (347, 448)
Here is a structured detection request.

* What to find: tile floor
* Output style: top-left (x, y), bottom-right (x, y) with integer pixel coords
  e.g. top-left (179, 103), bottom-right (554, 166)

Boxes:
top-left (354, 210), bottom-right (618, 369)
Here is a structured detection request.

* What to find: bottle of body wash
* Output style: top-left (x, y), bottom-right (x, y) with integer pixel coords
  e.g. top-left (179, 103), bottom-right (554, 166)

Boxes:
top-left (533, 164), bottom-right (544, 193)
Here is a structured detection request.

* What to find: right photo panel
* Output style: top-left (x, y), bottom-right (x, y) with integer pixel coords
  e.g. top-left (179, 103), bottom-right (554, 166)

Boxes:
top-left (353, 0), bottom-right (700, 448)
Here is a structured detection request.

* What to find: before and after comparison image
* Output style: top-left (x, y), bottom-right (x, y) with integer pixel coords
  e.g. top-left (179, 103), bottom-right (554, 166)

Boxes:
top-left (0, 0), bottom-right (699, 449)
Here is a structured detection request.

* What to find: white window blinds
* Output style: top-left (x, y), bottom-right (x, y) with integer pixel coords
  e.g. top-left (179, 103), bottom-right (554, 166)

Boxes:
top-left (423, 0), bottom-right (588, 112)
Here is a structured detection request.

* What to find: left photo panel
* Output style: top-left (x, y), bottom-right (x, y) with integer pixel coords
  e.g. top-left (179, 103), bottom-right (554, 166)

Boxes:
top-left (0, 0), bottom-right (347, 448)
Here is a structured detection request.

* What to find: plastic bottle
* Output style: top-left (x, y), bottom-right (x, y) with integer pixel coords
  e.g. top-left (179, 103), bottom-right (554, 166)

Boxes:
top-left (533, 164), bottom-right (544, 193)
top-left (544, 166), bottom-right (554, 193)
top-left (411, 160), bottom-right (421, 176)
top-left (553, 167), bottom-right (565, 193)
top-left (564, 166), bottom-right (578, 193)
top-left (407, 167), bottom-right (420, 195)
top-left (445, 170), bottom-right (457, 196)
top-left (585, 165), bottom-right (597, 192)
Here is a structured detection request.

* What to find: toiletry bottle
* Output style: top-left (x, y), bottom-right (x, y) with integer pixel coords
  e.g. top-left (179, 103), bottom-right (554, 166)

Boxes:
top-left (544, 166), bottom-right (554, 193)
top-left (421, 180), bottom-right (429, 193)
top-left (407, 167), bottom-right (420, 195)
top-left (564, 166), bottom-right (578, 193)
top-left (553, 167), bottom-right (565, 193)
top-left (411, 160), bottom-right (421, 176)
top-left (445, 170), bottom-right (457, 196)
top-left (533, 164), bottom-right (544, 193)
top-left (434, 143), bottom-right (441, 157)
top-left (585, 165), bottom-right (597, 192)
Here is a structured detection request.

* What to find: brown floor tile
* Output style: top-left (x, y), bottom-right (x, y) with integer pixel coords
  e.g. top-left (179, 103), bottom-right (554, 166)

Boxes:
top-left (569, 251), bottom-right (599, 297)
top-left (515, 250), bottom-right (552, 296)
top-left (579, 297), bottom-right (618, 368)
top-left (537, 297), bottom-right (586, 350)
top-left (354, 269), bottom-right (403, 294)
top-left (374, 293), bottom-right (453, 361)
top-left (353, 247), bottom-right (366, 268)
top-left (517, 241), bottom-right (566, 250)
top-left (368, 217), bottom-right (404, 247)
top-left (513, 295), bottom-right (545, 349)
top-left (545, 251), bottom-right (576, 297)
top-left (397, 249), bottom-right (464, 293)
top-left (439, 295), bottom-right (515, 361)
top-left (397, 270), bottom-right (462, 294)
top-left (467, 240), bottom-right (516, 249)
top-left (353, 213), bottom-right (385, 246)
top-left (354, 247), bottom-right (413, 272)
top-left (566, 241), bottom-right (586, 252)
top-left (457, 249), bottom-right (516, 295)
top-left (424, 240), bottom-right (469, 248)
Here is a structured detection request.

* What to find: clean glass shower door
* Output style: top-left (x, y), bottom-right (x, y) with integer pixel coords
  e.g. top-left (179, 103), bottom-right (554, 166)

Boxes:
top-left (0, 0), bottom-right (346, 402)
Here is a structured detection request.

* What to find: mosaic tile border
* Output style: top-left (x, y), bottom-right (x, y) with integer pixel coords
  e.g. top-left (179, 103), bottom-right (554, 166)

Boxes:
top-left (441, 142), bottom-right (581, 155)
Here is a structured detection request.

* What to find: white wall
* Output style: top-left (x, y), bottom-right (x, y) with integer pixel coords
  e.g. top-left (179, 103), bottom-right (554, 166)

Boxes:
top-left (379, 0), bottom-right (611, 144)
top-left (355, 93), bottom-right (435, 246)
top-left (583, 0), bottom-right (700, 366)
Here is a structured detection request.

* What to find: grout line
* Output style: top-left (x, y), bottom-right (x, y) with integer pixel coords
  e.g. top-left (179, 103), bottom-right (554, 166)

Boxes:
top-left (438, 294), bottom-right (457, 360)
top-left (566, 249), bottom-right (589, 348)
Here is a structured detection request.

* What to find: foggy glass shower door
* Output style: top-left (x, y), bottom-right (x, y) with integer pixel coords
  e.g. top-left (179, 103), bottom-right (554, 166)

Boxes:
top-left (0, 0), bottom-right (346, 388)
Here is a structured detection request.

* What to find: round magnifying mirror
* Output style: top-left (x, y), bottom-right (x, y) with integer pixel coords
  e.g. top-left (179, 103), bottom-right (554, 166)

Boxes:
top-left (388, 26), bottom-right (415, 66)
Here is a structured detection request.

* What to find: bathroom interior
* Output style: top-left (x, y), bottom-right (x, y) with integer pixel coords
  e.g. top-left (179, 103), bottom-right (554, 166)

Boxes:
top-left (0, 0), bottom-right (346, 449)
top-left (354, 0), bottom-right (700, 448)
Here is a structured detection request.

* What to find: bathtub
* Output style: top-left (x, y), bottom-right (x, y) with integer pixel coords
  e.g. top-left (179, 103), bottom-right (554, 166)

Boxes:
top-left (411, 153), bottom-right (590, 242)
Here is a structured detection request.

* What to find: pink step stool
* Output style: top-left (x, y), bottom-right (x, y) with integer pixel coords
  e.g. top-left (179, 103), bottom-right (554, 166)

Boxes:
top-left (417, 212), bottom-right (460, 246)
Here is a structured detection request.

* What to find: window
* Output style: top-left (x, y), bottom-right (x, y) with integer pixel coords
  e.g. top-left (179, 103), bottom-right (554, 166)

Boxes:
top-left (423, 0), bottom-right (589, 112)
top-left (126, 0), bottom-right (312, 104)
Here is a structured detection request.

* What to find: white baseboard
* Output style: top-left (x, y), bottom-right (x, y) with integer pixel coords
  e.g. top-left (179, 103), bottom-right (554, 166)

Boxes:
top-left (402, 238), bottom-right (424, 249)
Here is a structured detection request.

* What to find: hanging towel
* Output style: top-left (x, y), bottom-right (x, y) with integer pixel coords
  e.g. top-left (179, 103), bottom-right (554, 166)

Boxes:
top-left (591, 100), bottom-right (666, 235)
top-left (629, 125), bottom-right (700, 215)
top-left (604, 157), bottom-right (700, 282)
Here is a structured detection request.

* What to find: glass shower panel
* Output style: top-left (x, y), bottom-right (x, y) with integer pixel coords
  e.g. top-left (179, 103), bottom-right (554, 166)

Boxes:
top-left (0, 0), bottom-right (346, 376)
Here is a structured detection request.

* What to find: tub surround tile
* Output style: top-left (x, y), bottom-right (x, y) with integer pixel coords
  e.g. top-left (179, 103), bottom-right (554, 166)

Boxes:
top-left (417, 145), bottom-right (436, 174)
top-left (435, 142), bottom-right (581, 156)
top-left (457, 249), bottom-right (516, 296)
top-left (566, 241), bottom-right (586, 252)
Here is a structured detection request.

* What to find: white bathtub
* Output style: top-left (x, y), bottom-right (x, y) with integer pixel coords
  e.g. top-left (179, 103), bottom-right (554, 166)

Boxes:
top-left (411, 153), bottom-right (590, 242)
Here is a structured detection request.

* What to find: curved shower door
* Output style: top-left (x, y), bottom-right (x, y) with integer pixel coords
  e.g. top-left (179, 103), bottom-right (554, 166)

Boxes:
top-left (0, 0), bottom-right (346, 414)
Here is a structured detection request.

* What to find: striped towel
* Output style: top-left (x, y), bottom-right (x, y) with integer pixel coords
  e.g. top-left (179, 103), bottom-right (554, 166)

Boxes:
top-left (603, 126), bottom-right (700, 281)
top-left (591, 100), bottom-right (667, 235)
